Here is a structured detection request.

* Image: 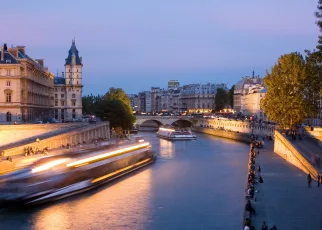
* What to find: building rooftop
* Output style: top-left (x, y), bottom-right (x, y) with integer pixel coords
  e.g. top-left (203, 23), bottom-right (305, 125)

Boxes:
top-left (54, 77), bottom-right (66, 85)
top-left (65, 39), bottom-right (82, 66)
top-left (0, 51), bottom-right (19, 64)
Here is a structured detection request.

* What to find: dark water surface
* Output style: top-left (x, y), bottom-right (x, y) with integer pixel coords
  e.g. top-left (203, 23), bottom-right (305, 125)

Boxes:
top-left (0, 133), bottom-right (249, 230)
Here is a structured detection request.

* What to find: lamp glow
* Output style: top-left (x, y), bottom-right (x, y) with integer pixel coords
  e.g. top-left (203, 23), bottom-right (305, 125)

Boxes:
top-left (66, 142), bottom-right (150, 168)
top-left (31, 159), bottom-right (68, 173)
top-left (159, 127), bottom-right (175, 132)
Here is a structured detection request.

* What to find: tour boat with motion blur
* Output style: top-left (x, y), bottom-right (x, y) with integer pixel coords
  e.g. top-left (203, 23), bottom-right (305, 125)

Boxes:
top-left (156, 127), bottom-right (197, 140)
top-left (0, 137), bottom-right (155, 206)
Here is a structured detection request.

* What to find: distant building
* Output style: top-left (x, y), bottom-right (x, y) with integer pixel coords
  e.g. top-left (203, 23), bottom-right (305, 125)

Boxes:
top-left (233, 73), bottom-right (264, 113)
top-left (181, 83), bottom-right (228, 113)
top-left (305, 93), bottom-right (322, 126)
top-left (53, 40), bottom-right (83, 122)
top-left (0, 43), bottom-right (54, 123)
top-left (168, 80), bottom-right (179, 89)
top-left (240, 86), bottom-right (266, 120)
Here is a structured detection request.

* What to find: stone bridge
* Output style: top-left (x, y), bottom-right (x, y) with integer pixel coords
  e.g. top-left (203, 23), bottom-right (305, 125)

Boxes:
top-left (134, 116), bottom-right (196, 127)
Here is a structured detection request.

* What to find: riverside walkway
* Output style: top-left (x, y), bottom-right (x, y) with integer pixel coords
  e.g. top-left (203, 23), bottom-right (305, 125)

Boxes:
top-left (251, 141), bottom-right (322, 230)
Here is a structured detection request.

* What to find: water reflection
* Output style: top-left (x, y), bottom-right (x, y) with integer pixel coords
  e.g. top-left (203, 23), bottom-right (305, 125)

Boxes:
top-left (0, 132), bottom-right (249, 230)
top-left (159, 139), bottom-right (174, 159)
top-left (31, 168), bottom-right (152, 230)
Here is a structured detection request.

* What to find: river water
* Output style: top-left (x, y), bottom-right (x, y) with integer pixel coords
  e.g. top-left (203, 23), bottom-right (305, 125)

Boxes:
top-left (0, 132), bottom-right (249, 230)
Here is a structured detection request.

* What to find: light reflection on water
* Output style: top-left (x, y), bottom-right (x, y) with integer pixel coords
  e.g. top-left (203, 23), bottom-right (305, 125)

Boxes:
top-left (0, 132), bottom-right (249, 230)
top-left (159, 139), bottom-right (174, 160)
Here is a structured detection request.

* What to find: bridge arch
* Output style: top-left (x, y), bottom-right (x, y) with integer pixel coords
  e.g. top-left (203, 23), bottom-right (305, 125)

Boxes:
top-left (139, 119), bottom-right (164, 127)
top-left (135, 116), bottom-right (195, 128)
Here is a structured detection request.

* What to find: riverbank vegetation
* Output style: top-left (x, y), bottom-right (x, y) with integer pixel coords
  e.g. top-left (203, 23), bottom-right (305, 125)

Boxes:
top-left (82, 88), bottom-right (135, 131)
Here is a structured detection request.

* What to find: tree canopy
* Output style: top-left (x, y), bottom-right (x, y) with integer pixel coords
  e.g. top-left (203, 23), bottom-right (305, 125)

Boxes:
top-left (261, 52), bottom-right (320, 129)
top-left (228, 85), bottom-right (235, 109)
top-left (104, 88), bottom-right (132, 112)
top-left (95, 99), bottom-right (135, 130)
top-left (315, 0), bottom-right (322, 53)
top-left (82, 88), bottom-right (135, 131)
top-left (214, 88), bottom-right (228, 112)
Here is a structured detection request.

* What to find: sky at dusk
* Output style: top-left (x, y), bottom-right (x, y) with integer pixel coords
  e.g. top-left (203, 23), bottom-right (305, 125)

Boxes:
top-left (2, 0), bottom-right (319, 95)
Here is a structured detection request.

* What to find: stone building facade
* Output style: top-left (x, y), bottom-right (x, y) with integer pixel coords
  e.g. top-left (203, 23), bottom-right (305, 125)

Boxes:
top-left (53, 40), bottom-right (83, 122)
top-left (233, 74), bottom-right (264, 113)
top-left (0, 43), bottom-right (54, 123)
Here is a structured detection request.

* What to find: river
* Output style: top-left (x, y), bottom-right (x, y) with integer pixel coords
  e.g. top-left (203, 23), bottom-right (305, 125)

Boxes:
top-left (0, 132), bottom-right (249, 230)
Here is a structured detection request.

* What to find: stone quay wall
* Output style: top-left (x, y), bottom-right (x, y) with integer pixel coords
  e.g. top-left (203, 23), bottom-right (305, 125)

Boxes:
top-left (2, 122), bottom-right (110, 157)
top-left (0, 123), bottom-right (88, 147)
top-left (195, 119), bottom-right (275, 137)
top-left (274, 130), bottom-right (319, 180)
top-left (192, 127), bottom-right (252, 143)
top-left (305, 127), bottom-right (322, 148)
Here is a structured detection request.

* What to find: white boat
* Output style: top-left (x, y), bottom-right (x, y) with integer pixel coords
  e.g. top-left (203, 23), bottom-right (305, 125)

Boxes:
top-left (156, 127), bottom-right (196, 140)
top-left (0, 138), bottom-right (155, 206)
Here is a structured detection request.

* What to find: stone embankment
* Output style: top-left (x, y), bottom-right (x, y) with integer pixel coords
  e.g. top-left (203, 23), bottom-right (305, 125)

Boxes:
top-left (0, 123), bottom-right (88, 147)
top-left (305, 127), bottom-right (322, 148)
top-left (1, 122), bottom-right (110, 157)
top-left (192, 127), bottom-right (252, 143)
top-left (195, 118), bottom-right (275, 137)
top-left (274, 130), bottom-right (319, 180)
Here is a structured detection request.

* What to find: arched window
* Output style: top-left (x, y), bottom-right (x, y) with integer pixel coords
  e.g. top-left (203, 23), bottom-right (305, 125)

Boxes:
top-left (6, 112), bottom-right (11, 122)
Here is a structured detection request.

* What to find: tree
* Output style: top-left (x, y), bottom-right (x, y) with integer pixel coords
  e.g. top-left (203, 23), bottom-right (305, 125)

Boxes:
top-left (82, 94), bottom-right (103, 115)
top-left (104, 88), bottom-right (132, 112)
top-left (228, 85), bottom-right (235, 109)
top-left (261, 52), bottom-right (319, 129)
top-left (95, 99), bottom-right (136, 130)
top-left (315, 0), bottom-right (322, 52)
top-left (214, 88), bottom-right (228, 112)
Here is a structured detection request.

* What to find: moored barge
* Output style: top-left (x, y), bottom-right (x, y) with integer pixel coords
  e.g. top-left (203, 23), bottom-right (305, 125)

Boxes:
top-left (156, 127), bottom-right (196, 140)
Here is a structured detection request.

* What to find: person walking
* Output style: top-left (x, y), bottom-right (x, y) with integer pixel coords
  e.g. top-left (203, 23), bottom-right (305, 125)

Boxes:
top-left (307, 173), bottom-right (312, 188)
top-left (318, 174), bottom-right (321, 187)
top-left (261, 222), bottom-right (268, 230)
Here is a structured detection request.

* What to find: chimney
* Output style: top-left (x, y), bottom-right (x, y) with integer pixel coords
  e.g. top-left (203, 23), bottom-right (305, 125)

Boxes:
top-left (16, 46), bottom-right (25, 55)
top-left (8, 47), bottom-right (18, 59)
top-left (1, 46), bottom-right (3, 61)
top-left (36, 59), bottom-right (44, 67)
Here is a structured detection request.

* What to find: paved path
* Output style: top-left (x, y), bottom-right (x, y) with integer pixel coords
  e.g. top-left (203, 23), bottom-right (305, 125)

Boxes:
top-left (251, 141), bottom-right (322, 230)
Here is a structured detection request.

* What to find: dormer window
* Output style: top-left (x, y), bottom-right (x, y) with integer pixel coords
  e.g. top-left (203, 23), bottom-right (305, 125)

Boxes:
top-left (5, 60), bottom-right (11, 63)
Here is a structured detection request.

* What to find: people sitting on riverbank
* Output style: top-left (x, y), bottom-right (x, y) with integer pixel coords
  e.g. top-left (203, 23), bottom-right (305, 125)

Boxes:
top-left (245, 200), bottom-right (256, 217)
top-left (261, 221), bottom-right (268, 230)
